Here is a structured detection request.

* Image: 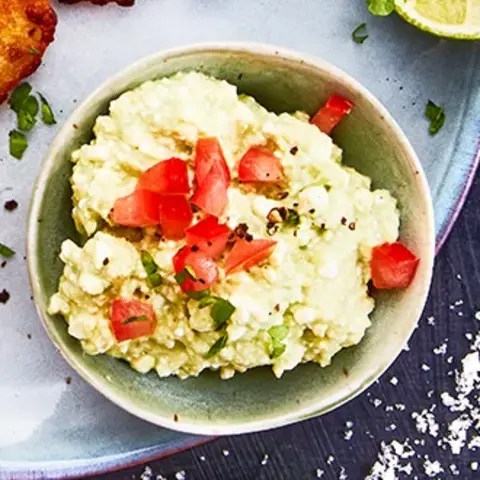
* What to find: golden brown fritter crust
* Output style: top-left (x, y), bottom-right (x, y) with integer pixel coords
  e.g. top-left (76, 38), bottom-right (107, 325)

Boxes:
top-left (58, 0), bottom-right (135, 5)
top-left (0, 0), bottom-right (57, 103)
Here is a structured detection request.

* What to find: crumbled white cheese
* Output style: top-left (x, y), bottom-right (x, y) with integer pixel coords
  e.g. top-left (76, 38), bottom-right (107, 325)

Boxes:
top-left (412, 409), bottom-right (439, 437)
top-left (365, 440), bottom-right (414, 479)
top-left (471, 461), bottom-right (478, 470)
top-left (433, 342), bottom-right (448, 356)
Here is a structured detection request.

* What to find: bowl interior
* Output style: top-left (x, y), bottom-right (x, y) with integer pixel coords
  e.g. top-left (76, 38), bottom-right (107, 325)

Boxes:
top-left (29, 45), bottom-right (434, 435)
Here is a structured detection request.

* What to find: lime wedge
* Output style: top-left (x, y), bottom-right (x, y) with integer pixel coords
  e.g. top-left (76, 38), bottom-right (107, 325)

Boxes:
top-left (395, 0), bottom-right (480, 39)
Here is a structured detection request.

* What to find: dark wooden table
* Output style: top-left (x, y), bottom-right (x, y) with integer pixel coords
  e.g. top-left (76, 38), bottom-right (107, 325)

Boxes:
top-left (101, 176), bottom-right (480, 480)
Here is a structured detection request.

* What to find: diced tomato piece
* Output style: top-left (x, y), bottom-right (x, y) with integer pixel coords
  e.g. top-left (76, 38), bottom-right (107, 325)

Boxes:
top-left (370, 242), bottom-right (420, 289)
top-left (110, 298), bottom-right (156, 342)
top-left (111, 189), bottom-right (161, 227)
top-left (191, 163), bottom-right (229, 217)
top-left (157, 195), bottom-right (193, 240)
top-left (172, 246), bottom-right (219, 292)
top-left (185, 215), bottom-right (231, 258)
top-left (311, 94), bottom-right (354, 134)
top-left (238, 147), bottom-right (284, 183)
top-left (195, 137), bottom-right (231, 185)
top-left (225, 238), bottom-right (277, 274)
top-left (136, 158), bottom-right (190, 195)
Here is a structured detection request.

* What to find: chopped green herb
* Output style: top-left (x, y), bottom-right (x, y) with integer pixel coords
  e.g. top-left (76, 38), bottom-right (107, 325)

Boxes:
top-left (24, 95), bottom-right (39, 116)
top-left (366, 0), bottom-right (394, 16)
top-left (174, 270), bottom-right (187, 285)
top-left (0, 243), bottom-right (15, 258)
top-left (425, 100), bottom-right (445, 136)
top-left (269, 325), bottom-right (289, 342)
top-left (268, 324), bottom-right (289, 359)
top-left (29, 47), bottom-right (41, 56)
top-left (211, 298), bottom-right (236, 327)
top-left (198, 296), bottom-right (217, 309)
top-left (8, 83), bottom-right (32, 112)
top-left (205, 334), bottom-right (228, 358)
top-left (9, 130), bottom-right (28, 159)
top-left (122, 315), bottom-right (148, 325)
top-left (141, 250), bottom-right (163, 287)
top-left (39, 93), bottom-right (56, 125)
top-left (352, 23), bottom-right (368, 44)
top-left (184, 265), bottom-right (196, 279)
top-left (187, 289), bottom-right (211, 301)
top-left (299, 245), bottom-right (308, 251)
top-left (17, 109), bottom-right (36, 132)
top-left (285, 209), bottom-right (300, 227)
top-left (271, 343), bottom-right (286, 359)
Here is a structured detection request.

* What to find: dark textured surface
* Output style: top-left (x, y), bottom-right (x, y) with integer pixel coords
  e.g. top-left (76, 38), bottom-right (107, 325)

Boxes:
top-left (95, 174), bottom-right (480, 480)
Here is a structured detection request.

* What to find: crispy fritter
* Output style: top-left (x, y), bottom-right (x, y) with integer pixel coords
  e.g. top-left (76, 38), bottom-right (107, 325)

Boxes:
top-left (0, 0), bottom-right (57, 103)
top-left (58, 0), bottom-right (135, 5)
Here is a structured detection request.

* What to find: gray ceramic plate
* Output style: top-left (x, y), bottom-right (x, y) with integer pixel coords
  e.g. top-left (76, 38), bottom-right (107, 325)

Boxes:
top-left (0, 1), bottom-right (478, 478)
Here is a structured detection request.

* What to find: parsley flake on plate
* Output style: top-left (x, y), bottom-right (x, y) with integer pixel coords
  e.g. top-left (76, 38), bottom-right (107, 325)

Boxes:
top-left (352, 23), bottom-right (369, 43)
top-left (268, 324), bottom-right (289, 359)
top-left (9, 130), bottom-right (28, 160)
top-left (0, 243), bottom-right (15, 258)
top-left (425, 100), bottom-right (445, 135)
top-left (366, 0), bottom-right (394, 16)
top-left (8, 83), bottom-right (32, 113)
top-left (39, 93), bottom-right (56, 125)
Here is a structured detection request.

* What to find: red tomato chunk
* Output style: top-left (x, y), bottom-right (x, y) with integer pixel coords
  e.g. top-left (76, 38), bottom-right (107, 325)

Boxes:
top-left (173, 246), bottom-right (219, 292)
top-left (185, 215), bottom-right (231, 258)
top-left (110, 298), bottom-right (156, 342)
top-left (158, 195), bottom-right (193, 240)
top-left (238, 147), bottom-right (284, 183)
top-left (311, 94), bottom-right (354, 135)
top-left (226, 238), bottom-right (277, 274)
top-left (370, 242), bottom-right (419, 289)
top-left (191, 138), bottom-right (231, 217)
top-left (111, 190), bottom-right (161, 227)
top-left (136, 158), bottom-right (190, 195)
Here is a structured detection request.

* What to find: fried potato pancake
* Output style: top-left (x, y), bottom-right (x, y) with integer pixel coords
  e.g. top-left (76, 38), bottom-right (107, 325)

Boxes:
top-left (58, 0), bottom-right (135, 5)
top-left (0, 0), bottom-right (57, 103)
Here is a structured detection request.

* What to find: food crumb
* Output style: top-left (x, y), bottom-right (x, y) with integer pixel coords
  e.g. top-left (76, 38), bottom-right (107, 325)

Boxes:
top-left (173, 414), bottom-right (178, 422)
top-left (260, 453), bottom-right (269, 466)
top-left (4, 200), bottom-right (18, 211)
top-left (27, 334), bottom-right (32, 339)
top-left (0, 289), bottom-right (10, 304)
top-left (1, 261), bottom-right (6, 268)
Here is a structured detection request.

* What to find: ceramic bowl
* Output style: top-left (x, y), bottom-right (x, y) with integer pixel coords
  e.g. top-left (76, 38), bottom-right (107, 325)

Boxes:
top-left (27, 43), bottom-right (435, 435)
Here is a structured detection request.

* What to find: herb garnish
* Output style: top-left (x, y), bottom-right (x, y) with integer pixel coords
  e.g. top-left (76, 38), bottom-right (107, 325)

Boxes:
top-left (186, 289), bottom-right (211, 301)
top-left (9, 83), bottom-right (32, 112)
top-left (205, 333), bottom-right (228, 358)
top-left (9, 131), bottom-right (28, 160)
top-left (39, 93), bottom-right (57, 125)
top-left (141, 250), bottom-right (163, 288)
top-left (285, 208), bottom-right (300, 227)
top-left (352, 23), bottom-right (369, 43)
top-left (0, 243), bottom-right (15, 258)
top-left (366, 0), bottom-right (394, 16)
top-left (268, 324), bottom-right (289, 359)
top-left (211, 298), bottom-right (236, 328)
top-left (174, 265), bottom-right (196, 286)
top-left (425, 101), bottom-right (445, 136)
top-left (122, 315), bottom-right (148, 325)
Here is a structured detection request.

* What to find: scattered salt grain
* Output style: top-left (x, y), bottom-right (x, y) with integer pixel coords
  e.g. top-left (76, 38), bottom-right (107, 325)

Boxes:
top-left (345, 421), bottom-right (353, 428)
top-left (175, 471), bottom-right (186, 480)
top-left (140, 467), bottom-right (153, 480)
top-left (433, 343), bottom-right (447, 356)
top-left (372, 398), bottom-right (382, 408)
top-left (365, 440), bottom-right (414, 479)
top-left (156, 475), bottom-right (167, 480)
top-left (449, 464), bottom-right (460, 475)
top-left (326, 455), bottom-right (335, 465)
top-left (471, 461), bottom-right (478, 470)
top-left (395, 403), bottom-right (406, 411)
top-left (456, 273), bottom-right (462, 280)
top-left (390, 376), bottom-right (398, 386)
top-left (344, 430), bottom-right (353, 441)
top-left (260, 454), bottom-right (269, 466)
top-left (421, 363), bottom-right (431, 371)
top-left (199, 456), bottom-right (206, 462)
top-left (475, 311), bottom-right (480, 321)
top-left (465, 332), bottom-right (473, 340)
top-left (411, 409), bottom-right (439, 437)
top-left (222, 449), bottom-right (230, 457)
top-left (454, 300), bottom-right (464, 306)
top-left (315, 468), bottom-right (324, 478)
top-left (423, 458), bottom-right (443, 477)
top-left (385, 423), bottom-right (397, 432)
top-left (338, 466), bottom-right (348, 479)
top-left (427, 316), bottom-right (435, 325)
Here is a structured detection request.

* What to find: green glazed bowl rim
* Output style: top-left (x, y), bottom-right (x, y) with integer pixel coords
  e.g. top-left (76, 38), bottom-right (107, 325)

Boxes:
top-left (27, 42), bottom-right (435, 435)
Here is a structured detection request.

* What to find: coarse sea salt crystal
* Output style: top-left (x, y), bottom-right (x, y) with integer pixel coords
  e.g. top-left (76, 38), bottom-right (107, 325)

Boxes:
top-left (390, 377), bottom-right (398, 386)
top-left (411, 409), bottom-right (439, 437)
top-left (423, 458), bottom-right (444, 477)
top-left (365, 440), bottom-right (414, 480)
top-left (316, 468), bottom-right (324, 477)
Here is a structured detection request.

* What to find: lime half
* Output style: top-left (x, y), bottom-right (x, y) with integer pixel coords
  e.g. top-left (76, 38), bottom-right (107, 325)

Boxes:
top-left (395, 0), bottom-right (480, 39)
